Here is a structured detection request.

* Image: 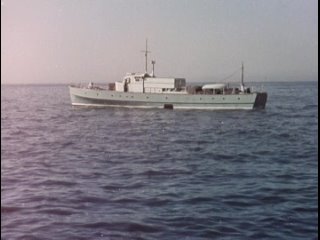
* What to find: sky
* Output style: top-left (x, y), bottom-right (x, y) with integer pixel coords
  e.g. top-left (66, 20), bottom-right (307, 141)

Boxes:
top-left (1, 0), bottom-right (318, 84)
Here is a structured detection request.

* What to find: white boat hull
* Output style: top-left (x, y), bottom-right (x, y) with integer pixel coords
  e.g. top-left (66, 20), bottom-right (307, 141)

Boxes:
top-left (69, 86), bottom-right (267, 110)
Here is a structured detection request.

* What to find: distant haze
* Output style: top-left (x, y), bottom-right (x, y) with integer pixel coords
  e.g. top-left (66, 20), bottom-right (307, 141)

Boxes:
top-left (1, 0), bottom-right (318, 84)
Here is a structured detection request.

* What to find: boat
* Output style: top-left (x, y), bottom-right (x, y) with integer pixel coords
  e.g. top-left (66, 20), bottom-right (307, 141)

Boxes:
top-left (69, 41), bottom-right (267, 110)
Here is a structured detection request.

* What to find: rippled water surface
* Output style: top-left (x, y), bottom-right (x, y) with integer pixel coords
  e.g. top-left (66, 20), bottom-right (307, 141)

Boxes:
top-left (1, 82), bottom-right (318, 239)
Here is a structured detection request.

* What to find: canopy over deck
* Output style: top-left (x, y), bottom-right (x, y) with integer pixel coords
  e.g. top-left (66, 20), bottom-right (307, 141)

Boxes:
top-left (202, 84), bottom-right (226, 90)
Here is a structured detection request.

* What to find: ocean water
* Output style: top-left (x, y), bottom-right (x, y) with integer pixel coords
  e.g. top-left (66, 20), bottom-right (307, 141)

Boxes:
top-left (1, 81), bottom-right (318, 240)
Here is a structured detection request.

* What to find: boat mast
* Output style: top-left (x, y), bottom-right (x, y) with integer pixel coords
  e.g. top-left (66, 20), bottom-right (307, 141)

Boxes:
top-left (240, 62), bottom-right (245, 91)
top-left (141, 39), bottom-right (151, 74)
top-left (141, 39), bottom-right (151, 93)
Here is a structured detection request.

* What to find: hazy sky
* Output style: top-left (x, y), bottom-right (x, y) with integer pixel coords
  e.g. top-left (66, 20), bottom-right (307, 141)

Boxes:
top-left (1, 0), bottom-right (318, 84)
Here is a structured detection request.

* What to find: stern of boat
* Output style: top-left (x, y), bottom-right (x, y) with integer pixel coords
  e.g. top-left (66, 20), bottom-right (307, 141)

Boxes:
top-left (253, 92), bottom-right (268, 109)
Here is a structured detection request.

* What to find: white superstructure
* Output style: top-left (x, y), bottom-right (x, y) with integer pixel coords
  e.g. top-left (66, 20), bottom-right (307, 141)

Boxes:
top-left (115, 72), bottom-right (186, 94)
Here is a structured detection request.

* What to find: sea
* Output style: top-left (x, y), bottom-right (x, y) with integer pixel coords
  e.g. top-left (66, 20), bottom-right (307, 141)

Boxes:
top-left (1, 81), bottom-right (318, 240)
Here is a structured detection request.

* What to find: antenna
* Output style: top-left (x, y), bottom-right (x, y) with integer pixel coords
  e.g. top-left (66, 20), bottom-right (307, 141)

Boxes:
top-left (141, 39), bottom-right (151, 73)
